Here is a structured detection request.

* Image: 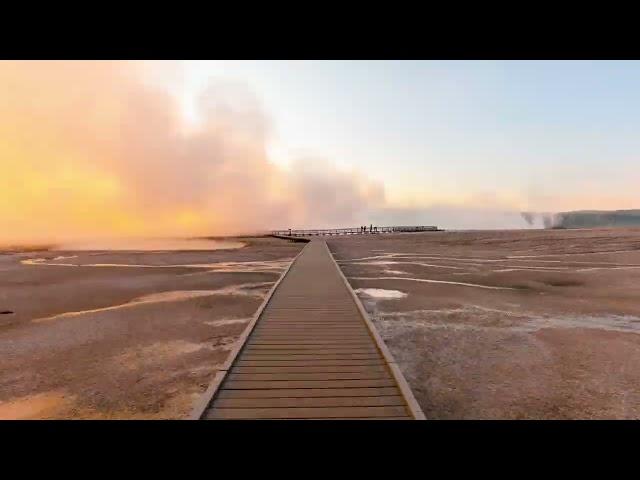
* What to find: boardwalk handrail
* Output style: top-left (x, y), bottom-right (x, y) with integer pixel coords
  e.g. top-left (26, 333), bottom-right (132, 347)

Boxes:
top-left (271, 225), bottom-right (440, 237)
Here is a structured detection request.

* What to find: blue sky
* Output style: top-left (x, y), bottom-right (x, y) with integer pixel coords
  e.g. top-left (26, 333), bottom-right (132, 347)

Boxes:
top-left (180, 61), bottom-right (640, 214)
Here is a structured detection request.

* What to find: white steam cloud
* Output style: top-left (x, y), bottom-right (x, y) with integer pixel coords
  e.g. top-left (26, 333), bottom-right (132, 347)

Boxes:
top-left (0, 61), bottom-right (384, 244)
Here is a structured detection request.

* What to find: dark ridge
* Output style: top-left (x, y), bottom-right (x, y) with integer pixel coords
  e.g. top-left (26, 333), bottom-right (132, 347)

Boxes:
top-left (555, 210), bottom-right (640, 229)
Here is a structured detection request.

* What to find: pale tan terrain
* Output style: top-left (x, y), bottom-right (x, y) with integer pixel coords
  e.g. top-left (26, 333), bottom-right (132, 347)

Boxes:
top-left (0, 237), bottom-right (303, 419)
top-left (328, 228), bottom-right (640, 419)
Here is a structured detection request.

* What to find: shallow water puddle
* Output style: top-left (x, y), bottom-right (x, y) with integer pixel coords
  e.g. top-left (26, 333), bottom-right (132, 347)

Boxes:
top-left (205, 318), bottom-right (251, 326)
top-left (384, 269), bottom-right (409, 275)
top-left (355, 288), bottom-right (408, 299)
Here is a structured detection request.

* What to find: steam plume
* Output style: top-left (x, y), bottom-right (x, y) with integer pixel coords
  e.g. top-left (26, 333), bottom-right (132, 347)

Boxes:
top-left (520, 212), bottom-right (535, 226)
top-left (0, 61), bottom-right (383, 244)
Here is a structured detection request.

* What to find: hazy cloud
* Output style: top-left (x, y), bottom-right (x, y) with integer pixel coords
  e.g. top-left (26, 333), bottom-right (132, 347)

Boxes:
top-left (0, 61), bottom-right (384, 243)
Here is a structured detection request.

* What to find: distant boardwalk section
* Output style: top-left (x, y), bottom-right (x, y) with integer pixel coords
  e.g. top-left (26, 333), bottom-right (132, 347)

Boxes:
top-left (271, 225), bottom-right (441, 237)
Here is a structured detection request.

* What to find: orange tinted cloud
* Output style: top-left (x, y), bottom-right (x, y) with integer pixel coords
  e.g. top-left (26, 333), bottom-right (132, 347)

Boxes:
top-left (0, 61), bottom-right (384, 243)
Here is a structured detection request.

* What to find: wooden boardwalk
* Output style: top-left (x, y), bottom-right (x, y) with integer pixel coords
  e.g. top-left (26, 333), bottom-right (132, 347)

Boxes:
top-left (195, 240), bottom-right (424, 420)
top-left (271, 225), bottom-right (440, 237)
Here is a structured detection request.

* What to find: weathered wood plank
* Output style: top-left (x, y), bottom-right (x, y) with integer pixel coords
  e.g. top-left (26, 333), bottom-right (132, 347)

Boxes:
top-left (245, 343), bottom-right (378, 350)
top-left (253, 328), bottom-right (368, 332)
top-left (243, 352), bottom-right (379, 358)
top-left (249, 334), bottom-right (372, 340)
top-left (232, 365), bottom-right (388, 374)
top-left (253, 326), bottom-right (367, 330)
top-left (240, 353), bottom-right (383, 361)
top-left (250, 335), bottom-right (372, 340)
top-left (214, 395), bottom-right (406, 409)
top-left (248, 340), bottom-right (374, 346)
top-left (237, 359), bottom-right (386, 367)
top-left (227, 371), bottom-right (391, 381)
top-left (223, 379), bottom-right (397, 389)
top-left (308, 417), bottom-right (412, 420)
top-left (254, 323), bottom-right (367, 328)
top-left (243, 350), bottom-right (379, 357)
top-left (206, 406), bottom-right (409, 419)
top-left (217, 387), bottom-right (400, 399)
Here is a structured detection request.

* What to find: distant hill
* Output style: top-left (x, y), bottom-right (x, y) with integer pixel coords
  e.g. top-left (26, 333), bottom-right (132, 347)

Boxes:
top-left (552, 209), bottom-right (640, 229)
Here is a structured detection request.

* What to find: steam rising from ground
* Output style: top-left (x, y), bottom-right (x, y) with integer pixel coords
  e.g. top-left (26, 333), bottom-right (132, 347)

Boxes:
top-left (0, 61), bottom-right (384, 244)
top-left (4, 60), bottom-right (616, 242)
top-left (520, 212), bottom-right (561, 229)
top-left (520, 211), bottom-right (640, 229)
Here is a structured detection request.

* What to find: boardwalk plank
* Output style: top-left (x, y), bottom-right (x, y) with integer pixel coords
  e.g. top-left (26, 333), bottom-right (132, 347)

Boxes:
top-left (245, 344), bottom-right (377, 350)
top-left (240, 354), bottom-right (382, 360)
top-left (237, 360), bottom-right (386, 367)
top-left (253, 326), bottom-right (367, 331)
top-left (252, 334), bottom-right (371, 343)
top-left (227, 372), bottom-right (391, 381)
top-left (249, 341), bottom-right (373, 345)
top-left (309, 417), bottom-right (412, 420)
top-left (206, 406), bottom-right (408, 419)
top-left (243, 350), bottom-right (379, 356)
top-left (244, 350), bottom-right (379, 356)
top-left (223, 379), bottom-right (397, 389)
top-left (214, 396), bottom-right (406, 408)
top-left (232, 366), bottom-right (388, 373)
top-left (217, 387), bottom-right (401, 399)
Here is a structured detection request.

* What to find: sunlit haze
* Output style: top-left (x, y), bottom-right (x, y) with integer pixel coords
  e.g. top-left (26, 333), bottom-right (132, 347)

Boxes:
top-left (2, 60), bottom-right (639, 244)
